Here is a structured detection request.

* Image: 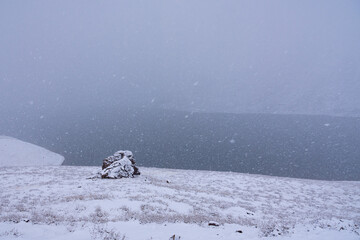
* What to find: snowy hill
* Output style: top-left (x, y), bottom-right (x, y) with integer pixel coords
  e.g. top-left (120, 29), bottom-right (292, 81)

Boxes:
top-left (0, 166), bottom-right (359, 240)
top-left (0, 136), bottom-right (64, 166)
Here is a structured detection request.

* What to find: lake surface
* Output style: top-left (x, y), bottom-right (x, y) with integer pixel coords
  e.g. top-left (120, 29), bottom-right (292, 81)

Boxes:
top-left (1, 107), bottom-right (359, 180)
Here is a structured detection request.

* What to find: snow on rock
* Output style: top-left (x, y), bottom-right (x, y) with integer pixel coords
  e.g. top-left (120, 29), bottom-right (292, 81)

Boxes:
top-left (100, 150), bottom-right (140, 178)
top-left (0, 136), bottom-right (64, 166)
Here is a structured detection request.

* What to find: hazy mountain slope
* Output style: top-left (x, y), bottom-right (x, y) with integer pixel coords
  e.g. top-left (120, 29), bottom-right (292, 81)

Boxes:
top-left (0, 166), bottom-right (359, 239)
top-left (1, 1), bottom-right (360, 118)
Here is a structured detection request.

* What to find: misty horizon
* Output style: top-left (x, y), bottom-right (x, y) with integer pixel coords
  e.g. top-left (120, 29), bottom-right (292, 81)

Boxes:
top-left (1, 0), bottom-right (360, 117)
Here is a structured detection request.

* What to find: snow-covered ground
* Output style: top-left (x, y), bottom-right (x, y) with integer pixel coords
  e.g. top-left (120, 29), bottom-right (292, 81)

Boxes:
top-left (0, 136), bottom-right (64, 166)
top-left (0, 166), bottom-right (359, 240)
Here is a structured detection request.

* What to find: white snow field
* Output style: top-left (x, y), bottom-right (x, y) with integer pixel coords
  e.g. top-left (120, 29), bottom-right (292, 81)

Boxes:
top-left (0, 136), bottom-right (64, 166)
top-left (0, 166), bottom-right (359, 240)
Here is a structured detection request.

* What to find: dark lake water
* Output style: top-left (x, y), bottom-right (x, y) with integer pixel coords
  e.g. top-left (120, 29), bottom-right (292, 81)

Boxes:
top-left (1, 107), bottom-right (360, 181)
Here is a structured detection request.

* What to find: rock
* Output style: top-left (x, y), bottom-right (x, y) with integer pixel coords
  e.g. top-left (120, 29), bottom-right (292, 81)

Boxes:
top-left (236, 230), bottom-right (243, 233)
top-left (100, 150), bottom-right (140, 179)
top-left (169, 235), bottom-right (181, 240)
top-left (208, 221), bottom-right (220, 227)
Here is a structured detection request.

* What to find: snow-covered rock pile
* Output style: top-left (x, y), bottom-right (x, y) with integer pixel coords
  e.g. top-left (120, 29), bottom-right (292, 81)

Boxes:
top-left (100, 150), bottom-right (140, 178)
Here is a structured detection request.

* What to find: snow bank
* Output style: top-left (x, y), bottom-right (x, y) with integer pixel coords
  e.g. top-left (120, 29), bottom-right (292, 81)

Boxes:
top-left (0, 166), bottom-right (359, 239)
top-left (0, 136), bottom-right (64, 166)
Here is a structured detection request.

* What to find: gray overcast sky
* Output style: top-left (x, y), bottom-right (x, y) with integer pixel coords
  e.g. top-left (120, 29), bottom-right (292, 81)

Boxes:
top-left (1, 0), bottom-right (360, 116)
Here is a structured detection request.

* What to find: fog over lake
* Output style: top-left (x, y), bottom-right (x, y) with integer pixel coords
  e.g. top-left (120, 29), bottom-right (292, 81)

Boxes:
top-left (1, 0), bottom-right (359, 180)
